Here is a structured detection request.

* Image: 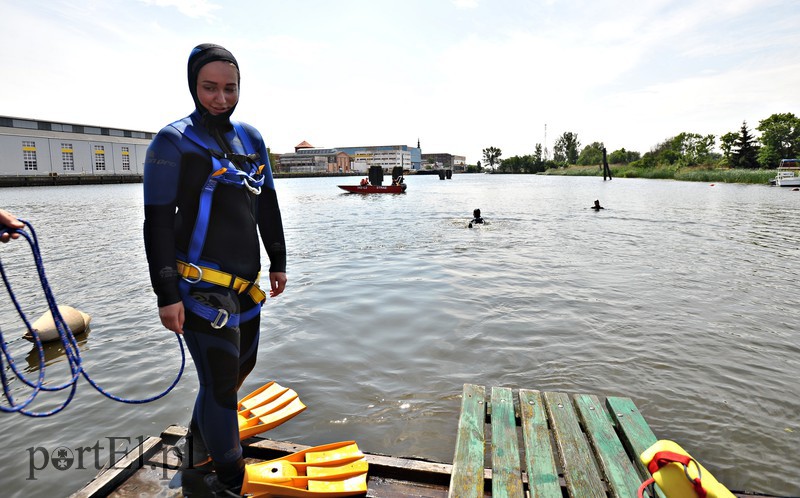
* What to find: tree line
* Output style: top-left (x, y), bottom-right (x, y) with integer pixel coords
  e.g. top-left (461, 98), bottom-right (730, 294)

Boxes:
top-left (478, 112), bottom-right (800, 174)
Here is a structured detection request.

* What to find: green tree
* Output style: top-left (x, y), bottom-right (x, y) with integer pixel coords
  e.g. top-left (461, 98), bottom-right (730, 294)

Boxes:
top-left (577, 141), bottom-right (605, 166)
top-left (732, 121), bottom-right (759, 169)
top-left (533, 143), bottom-right (545, 171)
top-left (497, 154), bottom-right (547, 174)
top-left (499, 155), bottom-right (524, 173)
top-left (719, 131), bottom-right (738, 164)
top-left (608, 148), bottom-right (640, 164)
top-left (756, 112), bottom-right (800, 168)
top-left (552, 145), bottom-right (566, 164)
top-left (268, 148), bottom-right (278, 172)
top-left (482, 146), bottom-right (502, 171)
top-left (553, 132), bottom-right (580, 165)
top-left (631, 132), bottom-right (714, 168)
top-left (673, 132), bottom-right (715, 166)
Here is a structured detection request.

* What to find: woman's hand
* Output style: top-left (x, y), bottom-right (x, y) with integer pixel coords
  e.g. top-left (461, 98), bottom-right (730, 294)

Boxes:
top-left (159, 301), bottom-right (185, 334)
top-left (268, 272), bottom-right (287, 297)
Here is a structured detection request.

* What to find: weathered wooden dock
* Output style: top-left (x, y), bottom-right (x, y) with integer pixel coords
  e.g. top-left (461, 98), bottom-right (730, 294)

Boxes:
top-left (71, 384), bottom-right (779, 497)
top-left (70, 425), bottom-right (454, 497)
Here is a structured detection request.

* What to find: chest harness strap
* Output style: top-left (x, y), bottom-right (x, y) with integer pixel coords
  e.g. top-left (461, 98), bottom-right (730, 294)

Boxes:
top-left (170, 119), bottom-right (267, 329)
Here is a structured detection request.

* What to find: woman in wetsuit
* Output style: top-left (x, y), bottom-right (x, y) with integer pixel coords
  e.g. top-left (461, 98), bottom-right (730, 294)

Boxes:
top-left (143, 43), bottom-right (287, 493)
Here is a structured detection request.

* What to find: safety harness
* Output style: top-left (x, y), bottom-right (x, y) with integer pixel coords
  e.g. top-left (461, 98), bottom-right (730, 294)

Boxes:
top-left (169, 117), bottom-right (267, 329)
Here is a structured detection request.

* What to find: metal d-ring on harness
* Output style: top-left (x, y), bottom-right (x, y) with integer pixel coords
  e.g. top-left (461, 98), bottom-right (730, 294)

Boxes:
top-left (0, 221), bottom-right (185, 417)
top-left (170, 119), bottom-right (267, 329)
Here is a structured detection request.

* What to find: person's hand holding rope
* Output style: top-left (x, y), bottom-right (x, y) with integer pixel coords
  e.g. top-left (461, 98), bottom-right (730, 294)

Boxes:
top-left (0, 209), bottom-right (24, 243)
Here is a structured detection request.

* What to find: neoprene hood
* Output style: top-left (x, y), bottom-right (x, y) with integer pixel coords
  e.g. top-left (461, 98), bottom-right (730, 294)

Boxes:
top-left (187, 43), bottom-right (240, 128)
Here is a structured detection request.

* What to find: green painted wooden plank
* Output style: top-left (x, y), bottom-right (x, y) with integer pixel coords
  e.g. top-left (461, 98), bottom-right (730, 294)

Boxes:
top-left (605, 397), bottom-right (666, 498)
top-left (518, 389), bottom-right (562, 498)
top-left (490, 387), bottom-right (524, 498)
top-left (448, 384), bottom-right (486, 498)
top-left (543, 391), bottom-right (605, 498)
top-left (574, 394), bottom-right (644, 498)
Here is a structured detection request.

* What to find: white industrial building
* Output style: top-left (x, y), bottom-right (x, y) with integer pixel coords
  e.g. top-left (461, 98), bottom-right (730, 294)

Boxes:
top-left (0, 115), bottom-right (153, 179)
top-left (276, 141), bottom-right (421, 174)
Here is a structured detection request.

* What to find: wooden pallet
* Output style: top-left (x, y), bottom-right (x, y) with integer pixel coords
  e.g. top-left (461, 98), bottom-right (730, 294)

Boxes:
top-left (448, 384), bottom-right (775, 498)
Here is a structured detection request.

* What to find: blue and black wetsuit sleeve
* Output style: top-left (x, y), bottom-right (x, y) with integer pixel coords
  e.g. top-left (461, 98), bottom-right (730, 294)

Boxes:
top-left (247, 125), bottom-right (287, 273)
top-left (143, 127), bottom-right (183, 307)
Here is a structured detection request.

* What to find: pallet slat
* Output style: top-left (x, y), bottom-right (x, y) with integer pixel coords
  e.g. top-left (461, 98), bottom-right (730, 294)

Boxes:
top-left (70, 436), bottom-right (161, 498)
top-left (544, 391), bottom-right (606, 498)
top-left (606, 397), bottom-right (667, 498)
top-left (490, 387), bottom-right (524, 498)
top-left (518, 389), bottom-right (561, 498)
top-left (448, 383), bottom-right (486, 498)
top-left (574, 394), bottom-right (644, 498)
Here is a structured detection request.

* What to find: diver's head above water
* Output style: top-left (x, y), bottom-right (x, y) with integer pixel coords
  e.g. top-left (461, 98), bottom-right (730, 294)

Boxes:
top-left (187, 43), bottom-right (240, 129)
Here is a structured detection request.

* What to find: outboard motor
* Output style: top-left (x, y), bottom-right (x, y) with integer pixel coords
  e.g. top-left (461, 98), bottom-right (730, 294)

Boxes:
top-left (392, 166), bottom-right (403, 182)
top-left (369, 165), bottom-right (384, 186)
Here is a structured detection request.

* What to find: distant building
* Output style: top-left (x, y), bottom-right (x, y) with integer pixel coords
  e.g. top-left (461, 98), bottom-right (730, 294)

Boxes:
top-left (275, 142), bottom-right (353, 173)
top-left (275, 142), bottom-right (422, 174)
top-left (421, 153), bottom-right (466, 172)
top-left (0, 116), bottom-right (464, 180)
top-left (0, 115), bottom-right (153, 178)
top-left (336, 145), bottom-right (420, 172)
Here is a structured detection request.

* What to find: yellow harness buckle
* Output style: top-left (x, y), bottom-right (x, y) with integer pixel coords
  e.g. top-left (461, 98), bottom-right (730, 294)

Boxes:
top-left (177, 260), bottom-right (266, 304)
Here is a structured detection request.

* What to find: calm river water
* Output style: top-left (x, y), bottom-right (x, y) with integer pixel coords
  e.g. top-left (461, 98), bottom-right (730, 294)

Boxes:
top-left (0, 174), bottom-right (798, 496)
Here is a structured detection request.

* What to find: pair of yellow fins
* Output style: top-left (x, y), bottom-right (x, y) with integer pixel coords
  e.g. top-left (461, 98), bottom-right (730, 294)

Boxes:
top-left (235, 381), bottom-right (368, 497)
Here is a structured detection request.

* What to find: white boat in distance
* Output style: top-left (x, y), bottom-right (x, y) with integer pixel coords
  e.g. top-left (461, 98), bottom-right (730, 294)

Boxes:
top-left (772, 159), bottom-right (800, 187)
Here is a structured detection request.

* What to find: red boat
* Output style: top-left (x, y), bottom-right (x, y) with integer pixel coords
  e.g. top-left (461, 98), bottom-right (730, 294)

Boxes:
top-left (338, 184), bottom-right (407, 194)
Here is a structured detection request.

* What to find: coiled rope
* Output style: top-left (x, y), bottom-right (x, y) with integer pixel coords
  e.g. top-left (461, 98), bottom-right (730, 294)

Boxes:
top-left (0, 220), bottom-right (185, 417)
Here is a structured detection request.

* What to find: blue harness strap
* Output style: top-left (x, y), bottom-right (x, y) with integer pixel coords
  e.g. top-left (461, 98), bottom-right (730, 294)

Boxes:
top-left (168, 118), bottom-right (266, 329)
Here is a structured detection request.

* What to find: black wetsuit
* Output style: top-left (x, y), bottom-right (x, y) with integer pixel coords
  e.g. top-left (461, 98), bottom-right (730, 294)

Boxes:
top-left (143, 110), bottom-right (285, 478)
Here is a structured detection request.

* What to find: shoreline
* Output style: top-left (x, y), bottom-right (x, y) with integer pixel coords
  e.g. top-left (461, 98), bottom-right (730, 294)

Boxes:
top-left (0, 167), bottom-right (783, 188)
top-left (0, 170), bottom-right (448, 188)
top-left (539, 164), bottom-right (778, 185)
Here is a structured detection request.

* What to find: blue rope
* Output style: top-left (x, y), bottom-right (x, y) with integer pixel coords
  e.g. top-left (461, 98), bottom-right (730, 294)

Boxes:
top-left (0, 220), bottom-right (185, 417)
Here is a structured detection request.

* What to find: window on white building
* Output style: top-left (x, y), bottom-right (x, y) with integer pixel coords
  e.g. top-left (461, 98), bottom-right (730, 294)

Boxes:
top-left (121, 146), bottom-right (130, 171)
top-left (61, 143), bottom-right (74, 171)
top-left (94, 145), bottom-right (106, 171)
top-left (22, 141), bottom-right (37, 171)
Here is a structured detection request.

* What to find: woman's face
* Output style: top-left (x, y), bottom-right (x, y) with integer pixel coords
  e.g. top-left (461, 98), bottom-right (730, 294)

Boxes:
top-left (196, 61), bottom-right (239, 115)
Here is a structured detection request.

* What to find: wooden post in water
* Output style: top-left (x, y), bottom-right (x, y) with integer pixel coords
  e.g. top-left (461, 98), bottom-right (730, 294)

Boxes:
top-left (602, 147), bottom-right (612, 181)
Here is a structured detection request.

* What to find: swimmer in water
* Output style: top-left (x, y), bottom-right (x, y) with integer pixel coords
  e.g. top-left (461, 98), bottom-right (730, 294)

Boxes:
top-left (468, 208), bottom-right (484, 228)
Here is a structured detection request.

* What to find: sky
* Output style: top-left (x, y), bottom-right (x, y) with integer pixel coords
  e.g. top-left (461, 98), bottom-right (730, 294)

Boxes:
top-left (1, 0), bottom-right (799, 164)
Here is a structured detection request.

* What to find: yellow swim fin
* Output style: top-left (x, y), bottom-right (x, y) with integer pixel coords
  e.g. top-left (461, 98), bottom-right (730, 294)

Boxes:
top-left (640, 440), bottom-right (735, 498)
top-left (241, 440), bottom-right (369, 497)
top-left (238, 381), bottom-right (307, 440)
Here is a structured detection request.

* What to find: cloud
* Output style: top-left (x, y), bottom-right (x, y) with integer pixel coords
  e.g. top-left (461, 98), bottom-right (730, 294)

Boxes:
top-left (137, 0), bottom-right (221, 20)
top-left (1, 0), bottom-right (798, 164)
top-left (451, 0), bottom-right (479, 9)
